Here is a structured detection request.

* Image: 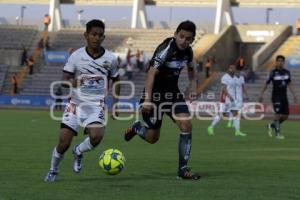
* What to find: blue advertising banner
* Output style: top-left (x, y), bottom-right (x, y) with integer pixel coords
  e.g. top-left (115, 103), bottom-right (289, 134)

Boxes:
top-left (0, 95), bottom-right (139, 109)
top-left (287, 55), bottom-right (300, 69)
top-left (45, 51), bottom-right (69, 63)
top-left (0, 95), bottom-right (54, 107)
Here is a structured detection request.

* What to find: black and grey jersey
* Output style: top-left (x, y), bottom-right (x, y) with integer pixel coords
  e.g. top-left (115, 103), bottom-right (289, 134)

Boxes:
top-left (149, 37), bottom-right (193, 93)
top-left (266, 68), bottom-right (291, 100)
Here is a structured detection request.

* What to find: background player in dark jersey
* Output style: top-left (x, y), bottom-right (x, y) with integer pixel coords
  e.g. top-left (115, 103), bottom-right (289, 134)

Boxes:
top-left (124, 20), bottom-right (200, 180)
top-left (259, 55), bottom-right (297, 139)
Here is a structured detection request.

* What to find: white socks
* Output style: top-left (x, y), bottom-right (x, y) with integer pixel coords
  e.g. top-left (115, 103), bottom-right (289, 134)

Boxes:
top-left (211, 114), bottom-right (221, 127)
top-left (233, 118), bottom-right (240, 132)
top-left (50, 147), bottom-right (63, 171)
top-left (76, 137), bottom-right (94, 155)
top-left (228, 112), bottom-right (233, 125)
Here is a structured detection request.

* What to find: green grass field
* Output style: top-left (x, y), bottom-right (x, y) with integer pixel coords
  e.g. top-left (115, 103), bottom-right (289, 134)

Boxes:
top-left (0, 109), bottom-right (300, 200)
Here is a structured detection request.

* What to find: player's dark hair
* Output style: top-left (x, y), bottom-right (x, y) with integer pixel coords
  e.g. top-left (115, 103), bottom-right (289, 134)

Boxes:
top-left (176, 20), bottom-right (196, 37)
top-left (86, 19), bottom-right (105, 33)
top-left (276, 55), bottom-right (285, 61)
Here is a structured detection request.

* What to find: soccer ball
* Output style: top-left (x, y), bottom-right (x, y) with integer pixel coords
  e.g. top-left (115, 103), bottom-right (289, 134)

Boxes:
top-left (99, 148), bottom-right (125, 175)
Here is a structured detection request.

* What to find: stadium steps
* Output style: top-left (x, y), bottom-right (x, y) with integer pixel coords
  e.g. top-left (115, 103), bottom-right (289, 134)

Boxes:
top-left (0, 25), bottom-right (38, 50)
top-left (49, 28), bottom-right (204, 56)
top-left (263, 36), bottom-right (300, 71)
top-left (49, 28), bottom-right (176, 55)
top-left (1, 28), bottom-right (46, 95)
top-left (18, 27), bottom-right (203, 97)
top-left (19, 63), bottom-right (63, 96)
top-left (2, 66), bottom-right (24, 95)
top-left (2, 57), bottom-right (45, 95)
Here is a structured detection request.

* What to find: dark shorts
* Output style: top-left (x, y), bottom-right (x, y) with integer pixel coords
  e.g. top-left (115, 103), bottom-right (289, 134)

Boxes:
top-left (140, 93), bottom-right (190, 129)
top-left (272, 98), bottom-right (289, 115)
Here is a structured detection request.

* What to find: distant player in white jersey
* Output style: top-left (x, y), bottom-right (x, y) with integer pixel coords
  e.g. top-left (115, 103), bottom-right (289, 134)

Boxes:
top-left (227, 67), bottom-right (249, 131)
top-left (44, 19), bottom-right (120, 182)
top-left (207, 65), bottom-right (247, 136)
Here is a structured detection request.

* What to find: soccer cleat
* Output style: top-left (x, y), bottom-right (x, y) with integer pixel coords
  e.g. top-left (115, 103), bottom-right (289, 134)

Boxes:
top-left (267, 123), bottom-right (273, 137)
top-left (44, 170), bottom-right (58, 182)
top-left (235, 131), bottom-right (247, 137)
top-left (275, 135), bottom-right (285, 140)
top-left (124, 121), bottom-right (141, 141)
top-left (72, 145), bottom-right (83, 173)
top-left (177, 168), bottom-right (201, 180)
top-left (207, 126), bottom-right (214, 136)
top-left (227, 120), bottom-right (232, 128)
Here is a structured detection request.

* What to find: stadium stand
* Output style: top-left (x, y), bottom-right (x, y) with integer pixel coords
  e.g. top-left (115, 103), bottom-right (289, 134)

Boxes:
top-left (0, 25), bottom-right (38, 50)
top-left (0, 25), bottom-right (44, 95)
top-left (50, 28), bottom-right (204, 54)
top-left (1, 1), bottom-right (299, 100)
top-left (50, 28), bottom-right (174, 55)
top-left (263, 36), bottom-right (300, 70)
top-left (0, 65), bottom-right (8, 93)
top-left (18, 27), bottom-right (204, 97)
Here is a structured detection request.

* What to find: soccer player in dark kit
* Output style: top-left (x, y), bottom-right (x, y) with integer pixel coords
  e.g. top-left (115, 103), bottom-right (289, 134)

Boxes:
top-left (259, 55), bottom-right (297, 139)
top-left (124, 20), bottom-right (200, 180)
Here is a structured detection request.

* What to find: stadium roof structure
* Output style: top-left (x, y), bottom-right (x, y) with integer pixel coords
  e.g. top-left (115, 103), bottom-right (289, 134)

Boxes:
top-left (1, 0), bottom-right (300, 7)
top-left (1, 0), bottom-right (299, 33)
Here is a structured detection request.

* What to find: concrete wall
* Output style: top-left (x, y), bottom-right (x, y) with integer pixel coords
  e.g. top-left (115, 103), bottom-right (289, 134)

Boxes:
top-left (252, 26), bottom-right (292, 70)
top-left (200, 25), bottom-right (292, 71)
top-left (201, 25), bottom-right (239, 71)
top-left (235, 25), bottom-right (289, 43)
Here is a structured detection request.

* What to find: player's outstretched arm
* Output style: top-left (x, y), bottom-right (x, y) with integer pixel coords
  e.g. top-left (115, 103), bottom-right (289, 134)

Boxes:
top-left (62, 72), bottom-right (76, 88)
top-left (258, 83), bottom-right (268, 102)
top-left (288, 82), bottom-right (298, 103)
top-left (221, 84), bottom-right (234, 102)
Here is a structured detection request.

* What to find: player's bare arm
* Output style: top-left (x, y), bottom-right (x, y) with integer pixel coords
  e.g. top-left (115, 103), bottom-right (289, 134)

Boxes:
top-left (258, 83), bottom-right (268, 102)
top-left (221, 84), bottom-right (234, 102)
top-left (288, 82), bottom-right (298, 103)
top-left (62, 72), bottom-right (76, 88)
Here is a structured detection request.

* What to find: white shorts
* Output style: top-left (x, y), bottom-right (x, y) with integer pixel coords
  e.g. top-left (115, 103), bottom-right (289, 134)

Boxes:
top-left (61, 103), bottom-right (106, 135)
top-left (219, 102), bottom-right (231, 113)
top-left (230, 101), bottom-right (243, 111)
top-left (219, 101), bottom-right (243, 113)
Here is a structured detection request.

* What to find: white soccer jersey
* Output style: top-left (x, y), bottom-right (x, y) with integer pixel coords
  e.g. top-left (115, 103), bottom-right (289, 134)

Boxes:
top-left (220, 73), bottom-right (236, 103)
top-left (63, 47), bottom-right (119, 104)
top-left (235, 75), bottom-right (245, 103)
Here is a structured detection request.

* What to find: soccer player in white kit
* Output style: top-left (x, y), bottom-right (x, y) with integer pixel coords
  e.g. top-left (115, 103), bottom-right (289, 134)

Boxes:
top-left (207, 65), bottom-right (247, 136)
top-left (228, 68), bottom-right (248, 134)
top-left (44, 20), bottom-right (120, 182)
